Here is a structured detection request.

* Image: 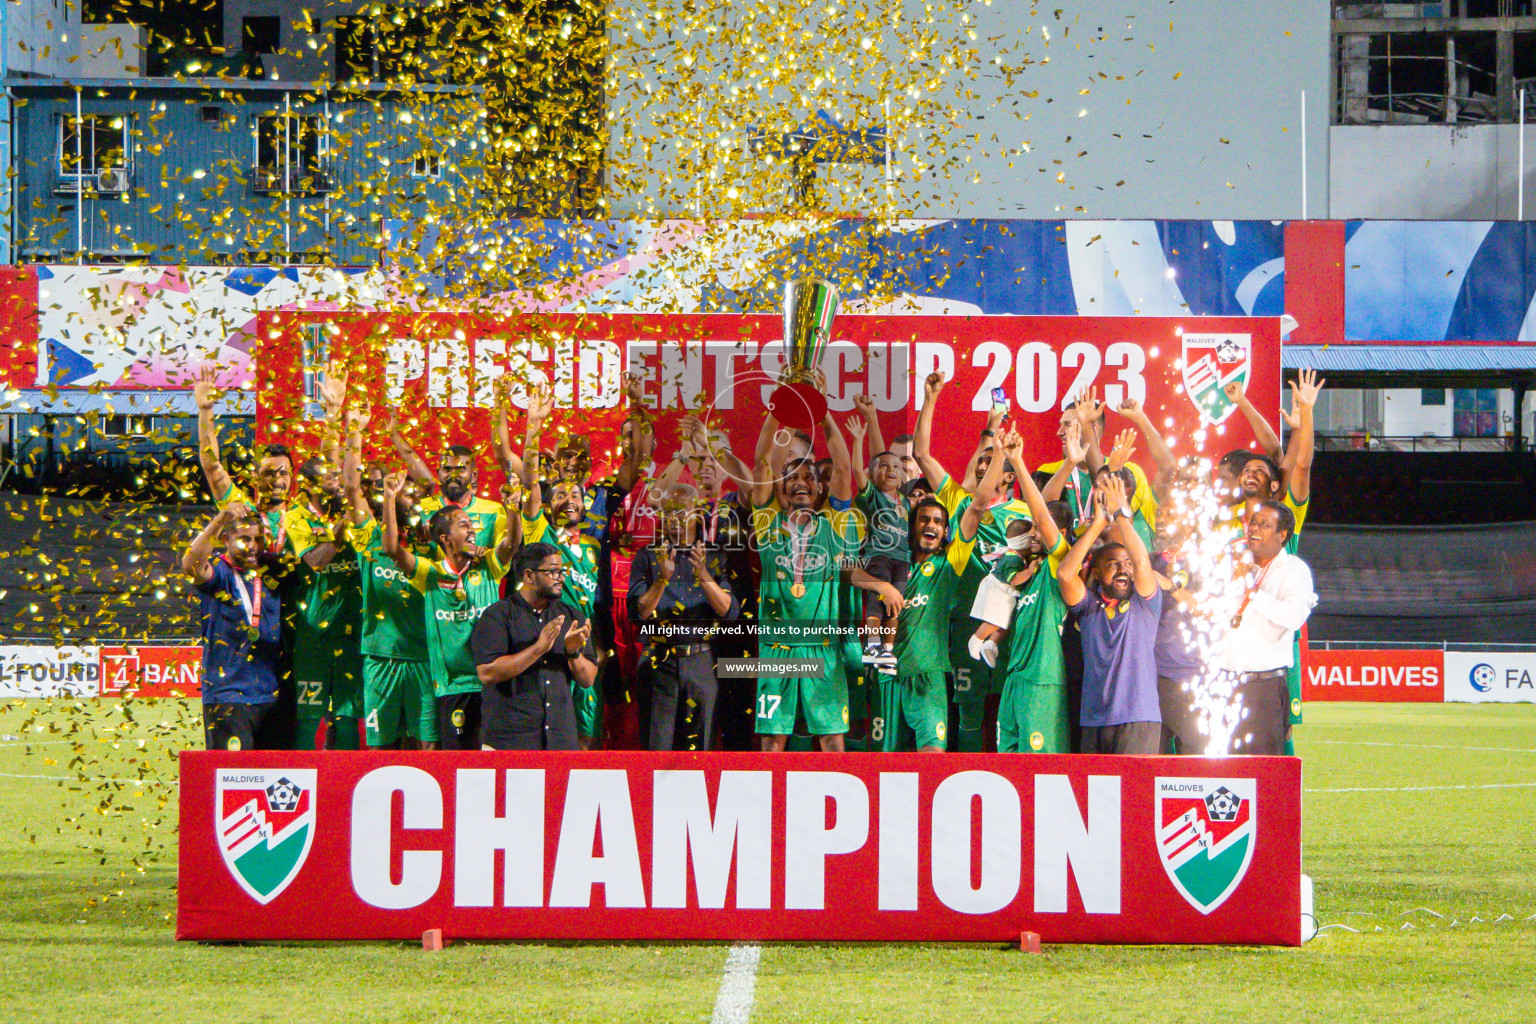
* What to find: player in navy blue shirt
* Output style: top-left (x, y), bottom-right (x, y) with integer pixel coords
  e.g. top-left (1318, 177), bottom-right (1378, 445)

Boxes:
top-left (184, 505), bottom-right (284, 750)
top-left (1058, 474), bottom-right (1165, 755)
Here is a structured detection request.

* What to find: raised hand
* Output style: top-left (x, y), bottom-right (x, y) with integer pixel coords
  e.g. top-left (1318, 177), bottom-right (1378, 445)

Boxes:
top-left (318, 360), bottom-right (348, 414)
top-left (923, 371), bottom-right (946, 403)
top-left (1106, 428), bottom-right (1137, 473)
top-left (347, 402), bottom-right (372, 432)
top-left (1223, 378), bottom-right (1247, 404)
top-left (812, 367), bottom-right (828, 393)
top-left (1292, 367), bottom-right (1325, 409)
top-left (1090, 484), bottom-right (1109, 523)
top-left (1063, 420), bottom-right (1088, 466)
top-left (846, 416), bottom-right (867, 443)
top-left (1100, 472), bottom-right (1128, 516)
top-left (1073, 386), bottom-right (1104, 425)
top-left (1001, 426), bottom-right (1025, 464)
top-left (382, 470), bottom-right (407, 502)
top-left (1118, 396), bottom-right (1144, 419)
top-left (624, 371), bottom-right (645, 407)
top-left (852, 392), bottom-right (877, 418)
top-left (527, 380), bottom-right (555, 425)
top-left (192, 365), bottom-right (218, 412)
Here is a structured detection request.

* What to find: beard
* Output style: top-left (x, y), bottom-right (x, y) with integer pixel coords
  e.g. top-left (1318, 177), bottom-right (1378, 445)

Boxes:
top-left (441, 478), bottom-right (470, 504)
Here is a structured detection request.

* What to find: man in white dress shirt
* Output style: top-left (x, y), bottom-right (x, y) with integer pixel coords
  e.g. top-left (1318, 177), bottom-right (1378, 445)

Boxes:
top-left (1219, 500), bottom-right (1317, 755)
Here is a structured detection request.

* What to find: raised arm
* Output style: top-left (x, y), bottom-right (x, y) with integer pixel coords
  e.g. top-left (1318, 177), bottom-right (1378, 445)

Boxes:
top-left (1224, 378), bottom-right (1284, 464)
top-left (182, 505), bottom-right (236, 582)
top-left (521, 382), bottom-right (552, 520)
top-left (192, 366), bottom-right (235, 501)
top-left (961, 425), bottom-right (1015, 540)
top-left (960, 403), bottom-right (1007, 496)
top-left (1073, 388), bottom-right (1107, 474)
top-left (853, 392), bottom-right (885, 460)
top-left (749, 413), bottom-right (780, 508)
top-left (846, 416), bottom-right (869, 492)
top-left (615, 372), bottom-right (649, 493)
top-left (1043, 420), bottom-right (1087, 503)
top-left (385, 409), bottom-right (437, 489)
top-left (913, 372), bottom-right (954, 487)
top-left (1057, 495), bottom-right (1107, 608)
top-left (1117, 397), bottom-right (1175, 479)
top-left (491, 378), bottom-right (526, 484)
top-left (341, 403), bottom-right (373, 526)
top-left (823, 410), bottom-right (853, 504)
top-left (1101, 474), bottom-right (1156, 599)
top-left (380, 471), bottom-right (418, 577)
top-left (1281, 368), bottom-right (1323, 505)
top-left (316, 360), bottom-right (347, 470)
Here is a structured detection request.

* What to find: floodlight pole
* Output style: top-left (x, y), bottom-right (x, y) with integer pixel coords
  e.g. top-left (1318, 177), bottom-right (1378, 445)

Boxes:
top-left (1300, 90), bottom-right (1308, 221)
top-left (1520, 88), bottom-right (1526, 221)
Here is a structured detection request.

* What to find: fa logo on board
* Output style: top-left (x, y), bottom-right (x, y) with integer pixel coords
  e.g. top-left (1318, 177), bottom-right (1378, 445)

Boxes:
top-left (1155, 778), bottom-right (1257, 914)
top-left (1181, 334), bottom-right (1252, 426)
top-left (216, 769), bottom-right (317, 904)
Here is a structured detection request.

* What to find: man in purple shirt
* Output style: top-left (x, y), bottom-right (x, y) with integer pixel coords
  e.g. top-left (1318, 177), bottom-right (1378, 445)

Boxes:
top-left (1058, 475), bottom-right (1164, 755)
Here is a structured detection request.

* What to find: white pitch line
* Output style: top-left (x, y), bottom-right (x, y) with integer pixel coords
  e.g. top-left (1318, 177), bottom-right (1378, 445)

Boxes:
top-left (710, 944), bottom-right (762, 1024)
top-left (1307, 739), bottom-right (1536, 756)
top-left (0, 771), bottom-right (167, 785)
top-left (1302, 792), bottom-right (1536, 798)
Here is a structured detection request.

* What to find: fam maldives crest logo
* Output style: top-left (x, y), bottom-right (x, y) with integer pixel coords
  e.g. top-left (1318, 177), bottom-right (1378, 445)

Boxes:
top-left (1181, 333), bottom-right (1251, 425)
top-left (216, 769), bottom-right (316, 904)
top-left (1155, 777), bottom-right (1256, 914)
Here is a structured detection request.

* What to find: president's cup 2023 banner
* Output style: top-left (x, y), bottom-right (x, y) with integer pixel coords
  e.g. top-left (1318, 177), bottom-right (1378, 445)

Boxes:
top-left (178, 752), bottom-right (1303, 946)
top-left (253, 313), bottom-right (1282, 484)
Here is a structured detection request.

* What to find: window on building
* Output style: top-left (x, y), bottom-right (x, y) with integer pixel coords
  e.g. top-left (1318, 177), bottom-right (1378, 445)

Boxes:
top-left (56, 114), bottom-right (132, 188)
top-left (100, 415), bottom-right (150, 437)
top-left (1421, 388), bottom-right (1447, 406)
top-left (252, 113), bottom-right (329, 194)
top-left (334, 17), bottom-right (375, 81)
top-left (411, 152), bottom-right (442, 179)
top-left (1452, 387), bottom-right (1499, 438)
top-left (243, 16), bottom-right (281, 55)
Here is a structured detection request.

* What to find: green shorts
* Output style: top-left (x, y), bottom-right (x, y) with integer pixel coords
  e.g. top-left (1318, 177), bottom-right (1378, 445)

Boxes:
top-left (948, 619), bottom-right (996, 702)
top-left (997, 679), bottom-right (1069, 754)
top-left (363, 655), bottom-right (438, 746)
top-left (292, 636), bottom-right (364, 720)
top-left (756, 644), bottom-right (848, 736)
top-left (873, 672), bottom-right (948, 752)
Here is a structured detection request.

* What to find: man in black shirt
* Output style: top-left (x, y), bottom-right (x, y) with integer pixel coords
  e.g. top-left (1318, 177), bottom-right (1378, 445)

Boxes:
top-left (629, 483), bottom-right (741, 750)
top-left (472, 542), bottom-right (598, 750)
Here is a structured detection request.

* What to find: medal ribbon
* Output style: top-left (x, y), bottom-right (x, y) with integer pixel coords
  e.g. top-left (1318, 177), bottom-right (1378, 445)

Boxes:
top-left (1232, 555), bottom-right (1277, 627)
top-left (219, 554), bottom-right (262, 631)
top-left (788, 512), bottom-right (813, 594)
top-left (439, 553), bottom-right (471, 596)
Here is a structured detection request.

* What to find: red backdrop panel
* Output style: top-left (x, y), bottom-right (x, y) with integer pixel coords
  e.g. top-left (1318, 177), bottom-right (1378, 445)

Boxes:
top-left (178, 751), bottom-right (1302, 946)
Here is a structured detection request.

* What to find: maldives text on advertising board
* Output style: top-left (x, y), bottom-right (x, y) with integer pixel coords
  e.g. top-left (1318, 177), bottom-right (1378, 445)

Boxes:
top-left (254, 314), bottom-right (1282, 486)
top-left (178, 751), bottom-right (1302, 945)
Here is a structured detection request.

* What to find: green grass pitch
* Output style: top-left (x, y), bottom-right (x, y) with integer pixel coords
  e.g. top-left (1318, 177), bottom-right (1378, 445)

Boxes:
top-left (1, 701), bottom-right (1532, 1023)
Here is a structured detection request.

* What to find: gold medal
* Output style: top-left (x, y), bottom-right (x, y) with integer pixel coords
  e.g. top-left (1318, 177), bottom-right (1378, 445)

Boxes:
top-left (453, 586), bottom-right (466, 601)
top-left (981, 510), bottom-right (995, 525)
top-left (790, 582), bottom-right (807, 599)
top-left (1230, 613), bottom-right (1243, 628)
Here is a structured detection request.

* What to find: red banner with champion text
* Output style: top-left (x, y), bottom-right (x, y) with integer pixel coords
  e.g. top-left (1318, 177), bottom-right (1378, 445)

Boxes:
top-left (177, 751), bottom-right (1301, 945)
top-left (254, 313), bottom-right (1282, 492)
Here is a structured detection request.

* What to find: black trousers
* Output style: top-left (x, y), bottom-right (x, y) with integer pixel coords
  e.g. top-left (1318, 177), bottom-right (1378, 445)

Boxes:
top-left (640, 647), bottom-right (718, 752)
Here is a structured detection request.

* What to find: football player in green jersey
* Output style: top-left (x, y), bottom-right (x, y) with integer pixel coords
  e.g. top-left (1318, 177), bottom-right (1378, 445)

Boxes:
top-left (853, 426), bottom-right (1012, 752)
top-left (750, 410), bottom-right (861, 753)
top-left (382, 470), bottom-right (519, 750)
top-left (911, 371), bottom-right (1033, 752)
top-left (384, 405), bottom-right (510, 552)
top-left (342, 407), bottom-right (439, 749)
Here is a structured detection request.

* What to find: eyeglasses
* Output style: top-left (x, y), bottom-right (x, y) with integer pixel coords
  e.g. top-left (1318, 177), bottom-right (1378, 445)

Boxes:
top-left (533, 566), bottom-right (568, 577)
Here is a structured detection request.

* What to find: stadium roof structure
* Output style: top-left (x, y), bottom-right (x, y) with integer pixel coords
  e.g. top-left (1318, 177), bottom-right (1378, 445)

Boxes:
top-left (1282, 344), bottom-right (1536, 388)
top-left (1, 389), bottom-right (254, 416)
